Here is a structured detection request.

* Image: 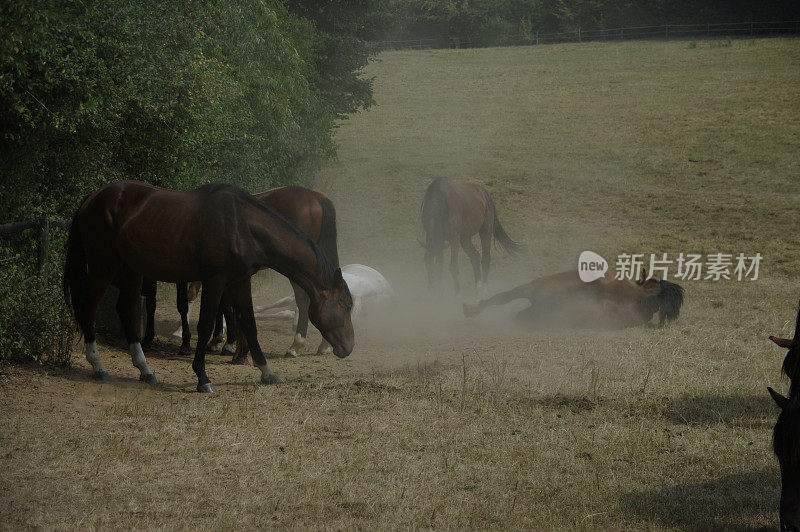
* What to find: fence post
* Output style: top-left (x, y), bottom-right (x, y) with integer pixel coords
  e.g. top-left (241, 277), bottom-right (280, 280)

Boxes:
top-left (665, 24), bottom-right (669, 38)
top-left (37, 214), bottom-right (49, 282)
top-left (536, 31), bottom-right (539, 45)
top-left (578, 27), bottom-right (581, 42)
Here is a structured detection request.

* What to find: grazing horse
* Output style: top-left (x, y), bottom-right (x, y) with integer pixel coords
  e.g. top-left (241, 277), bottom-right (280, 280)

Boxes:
top-left (64, 181), bottom-right (354, 393)
top-left (421, 177), bottom-right (521, 296)
top-left (767, 302), bottom-right (800, 530)
top-left (164, 185), bottom-right (340, 358)
top-left (229, 263), bottom-right (396, 361)
top-left (463, 269), bottom-right (684, 329)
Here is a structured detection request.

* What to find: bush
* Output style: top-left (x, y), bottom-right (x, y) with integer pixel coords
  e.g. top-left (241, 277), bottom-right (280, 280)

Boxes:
top-left (0, 238), bottom-right (74, 365)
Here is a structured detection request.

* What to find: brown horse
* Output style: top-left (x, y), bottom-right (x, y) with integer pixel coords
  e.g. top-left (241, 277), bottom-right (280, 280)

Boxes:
top-left (463, 269), bottom-right (684, 329)
top-left (421, 177), bottom-right (521, 296)
top-left (161, 185), bottom-right (339, 359)
top-left (767, 303), bottom-right (800, 530)
top-left (64, 181), bottom-right (354, 393)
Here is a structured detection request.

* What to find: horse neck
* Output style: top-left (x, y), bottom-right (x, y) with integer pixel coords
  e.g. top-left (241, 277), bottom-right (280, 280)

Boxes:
top-left (249, 215), bottom-right (327, 299)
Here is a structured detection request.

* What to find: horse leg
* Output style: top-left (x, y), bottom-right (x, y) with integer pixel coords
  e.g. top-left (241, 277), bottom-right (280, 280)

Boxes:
top-left (116, 267), bottom-right (156, 385)
top-left (463, 282), bottom-right (529, 318)
top-left (286, 281), bottom-right (309, 357)
top-left (221, 301), bottom-right (237, 355)
top-left (228, 277), bottom-right (281, 385)
top-left (210, 307), bottom-right (226, 351)
top-left (478, 229), bottom-right (492, 300)
top-left (176, 282), bottom-right (193, 355)
top-left (449, 239), bottom-right (460, 294)
top-left (461, 234), bottom-right (482, 298)
top-left (81, 272), bottom-right (118, 381)
top-left (229, 304), bottom-right (251, 365)
top-left (192, 277), bottom-right (225, 393)
top-left (140, 278), bottom-right (156, 349)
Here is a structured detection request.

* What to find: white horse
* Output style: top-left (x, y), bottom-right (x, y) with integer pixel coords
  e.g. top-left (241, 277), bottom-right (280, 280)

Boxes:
top-left (256, 264), bottom-right (395, 355)
top-left (174, 264), bottom-right (395, 354)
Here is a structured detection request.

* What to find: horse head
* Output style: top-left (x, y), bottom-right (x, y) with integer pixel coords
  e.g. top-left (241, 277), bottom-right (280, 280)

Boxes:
top-left (770, 302), bottom-right (800, 383)
top-left (769, 385), bottom-right (800, 531)
top-left (639, 278), bottom-right (684, 326)
top-left (308, 267), bottom-right (355, 358)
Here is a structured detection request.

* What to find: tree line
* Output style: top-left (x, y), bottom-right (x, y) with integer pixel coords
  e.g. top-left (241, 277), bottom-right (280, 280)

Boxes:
top-left (380, 0), bottom-right (800, 47)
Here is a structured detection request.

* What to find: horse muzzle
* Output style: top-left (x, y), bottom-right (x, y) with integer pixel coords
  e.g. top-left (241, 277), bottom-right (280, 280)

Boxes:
top-left (332, 338), bottom-right (354, 358)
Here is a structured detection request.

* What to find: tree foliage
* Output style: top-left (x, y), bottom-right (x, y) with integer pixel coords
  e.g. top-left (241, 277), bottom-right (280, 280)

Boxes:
top-left (0, 0), bottom-right (379, 363)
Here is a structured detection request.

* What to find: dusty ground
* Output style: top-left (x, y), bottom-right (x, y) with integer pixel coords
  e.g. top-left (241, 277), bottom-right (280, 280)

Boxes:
top-left (2, 37), bottom-right (800, 529)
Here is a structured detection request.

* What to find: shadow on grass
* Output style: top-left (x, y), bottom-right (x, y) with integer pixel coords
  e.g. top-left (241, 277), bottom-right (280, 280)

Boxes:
top-left (619, 470), bottom-right (778, 530)
top-left (659, 393), bottom-right (777, 428)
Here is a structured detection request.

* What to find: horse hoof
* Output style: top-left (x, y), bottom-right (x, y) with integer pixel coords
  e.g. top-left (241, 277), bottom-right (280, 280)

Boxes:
top-left (92, 370), bottom-right (110, 382)
top-left (261, 373), bottom-right (282, 385)
top-left (179, 344), bottom-right (193, 356)
top-left (285, 349), bottom-right (299, 358)
top-left (230, 354), bottom-right (249, 365)
top-left (222, 343), bottom-right (236, 354)
top-left (197, 383), bottom-right (216, 393)
top-left (139, 373), bottom-right (158, 386)
top-left (316, 347), bottom-right (333, 356)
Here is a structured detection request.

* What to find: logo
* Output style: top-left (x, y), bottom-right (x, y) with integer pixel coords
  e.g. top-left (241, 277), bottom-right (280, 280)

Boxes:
top-left (578, 251), bottom-right (608, 282)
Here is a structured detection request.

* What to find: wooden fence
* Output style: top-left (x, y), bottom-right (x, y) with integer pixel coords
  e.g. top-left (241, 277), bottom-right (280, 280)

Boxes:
top-left (369, 20), bottom-right (800, 51)
top-left (0, 216), bottom-right (71, 279)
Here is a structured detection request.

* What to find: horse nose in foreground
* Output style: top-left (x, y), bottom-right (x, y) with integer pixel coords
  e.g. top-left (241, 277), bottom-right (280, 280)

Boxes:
top-left (333, 340), bottom-right (354, 358)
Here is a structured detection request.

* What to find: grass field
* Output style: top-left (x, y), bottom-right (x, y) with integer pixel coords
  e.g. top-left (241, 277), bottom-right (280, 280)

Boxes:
top-left (2, 37), bottom-right (800, 529)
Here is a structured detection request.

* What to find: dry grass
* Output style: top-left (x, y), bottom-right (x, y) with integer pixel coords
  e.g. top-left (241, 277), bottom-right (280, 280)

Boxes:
top-left (2, 37), bottom-right (800, 529)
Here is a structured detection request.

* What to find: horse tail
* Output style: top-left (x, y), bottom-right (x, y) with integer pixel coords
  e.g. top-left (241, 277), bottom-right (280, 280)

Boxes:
top-left (655, 279), bottom-right (684, 325)
top-left (317, 195), bottom-right (340, 269)
top-left (421, 180), bottom-right (448, 250)
top-left (492, 210), bottom-right (522, 256)
top-left (63, 199), bottom-right (89, 332)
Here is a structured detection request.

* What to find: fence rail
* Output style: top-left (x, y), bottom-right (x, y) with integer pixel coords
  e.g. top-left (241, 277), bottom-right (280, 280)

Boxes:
top-left (0, 216), bottom-right (71, 278)
top-left (369, 20), bottom-right (800, 50)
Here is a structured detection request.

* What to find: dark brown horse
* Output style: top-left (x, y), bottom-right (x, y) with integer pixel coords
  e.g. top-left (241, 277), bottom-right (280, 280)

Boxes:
top-left (463, 269), bottom-right (684, 329)
top-left (64, 181), bottom-right (354, 393)
top-left (767, 303), bottom-right (800, 530)
top-left (421, 177), bottom-right (521, 296)
top-left (159, 185), bottom-right (339, 359)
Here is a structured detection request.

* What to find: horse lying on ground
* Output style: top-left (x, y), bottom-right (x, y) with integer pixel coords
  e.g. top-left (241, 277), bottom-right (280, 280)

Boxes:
top-left (141, 185), bottom-right (340, 358)
top-left (64, 181), bottom-right (353, 393)
top-left (225, 264), bottom-right (395, 363)
top-left (463, 269), bottom-right (684, 330)
top-left (421, 177), bottom-right (521, 297)
top-left (767, 302), bottom-right (800, 530)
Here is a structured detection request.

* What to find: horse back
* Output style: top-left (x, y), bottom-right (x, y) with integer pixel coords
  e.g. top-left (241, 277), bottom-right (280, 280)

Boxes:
top-left (77, 181), bottom-right (255, 282)
top-left (424, 178), bottom-right (492, 236)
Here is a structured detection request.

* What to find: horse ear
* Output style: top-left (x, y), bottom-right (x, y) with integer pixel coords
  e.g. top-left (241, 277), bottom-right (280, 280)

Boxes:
top-left (770, 336), bottom-right (795, 349)
top-left (768, 386), bottom-right (789, 409)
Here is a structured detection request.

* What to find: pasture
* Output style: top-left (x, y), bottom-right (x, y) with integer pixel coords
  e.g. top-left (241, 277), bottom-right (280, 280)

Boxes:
top-left (2, 37), bottom-right (800, 529)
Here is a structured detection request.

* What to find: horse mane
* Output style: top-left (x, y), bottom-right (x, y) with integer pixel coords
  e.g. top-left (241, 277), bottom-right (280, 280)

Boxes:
top-left (317, 194), bottom-right (341, 270)
top-left (203, 183), bottom-right (338, 285)
top-left (421, 178), bottom-right (450, 249)
top-left (643, 279), bottom-right (683, 324)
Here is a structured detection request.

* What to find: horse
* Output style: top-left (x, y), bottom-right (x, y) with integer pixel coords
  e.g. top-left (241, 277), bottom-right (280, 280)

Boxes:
top-left (63, 181), bottom-right (354, 393)
top-left (160, 185), bottom-right (340, 358)
top-left (420, 177), bottom-right (521, 297)
top-left (227, 264), bottom-right (395, 361)
top-left (767, 302), bottom-right (800, 530)
top-left (463, 269), bottom-right (684, 330)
